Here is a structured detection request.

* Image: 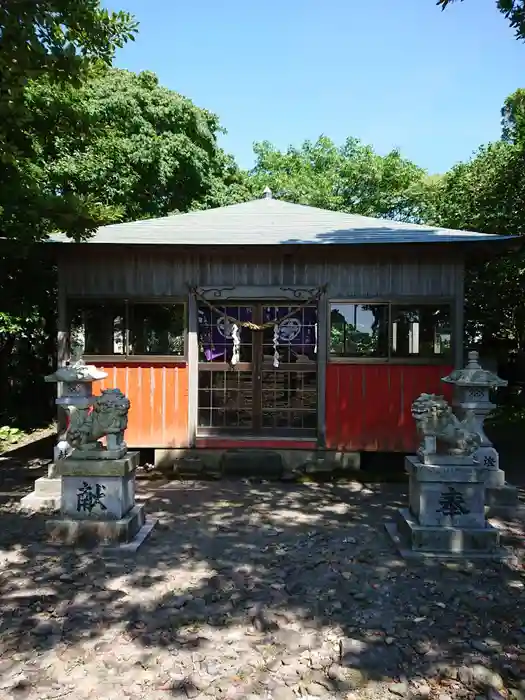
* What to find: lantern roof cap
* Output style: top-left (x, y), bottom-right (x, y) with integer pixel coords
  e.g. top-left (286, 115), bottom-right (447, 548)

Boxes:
top-left (441, 351), bottom-right (508, 388)
top-left (45, 359), bottom-right (107, 383)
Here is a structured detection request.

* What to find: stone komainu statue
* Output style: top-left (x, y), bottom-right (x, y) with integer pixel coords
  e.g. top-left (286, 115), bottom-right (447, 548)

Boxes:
top-left (66, 388), bottom-right (130, 455)
top-left (411, 392), bottom-right (481, 458)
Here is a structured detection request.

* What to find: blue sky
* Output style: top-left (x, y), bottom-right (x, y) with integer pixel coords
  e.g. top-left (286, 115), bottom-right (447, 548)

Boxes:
top-left (106, 0), bottom-right (525, 174)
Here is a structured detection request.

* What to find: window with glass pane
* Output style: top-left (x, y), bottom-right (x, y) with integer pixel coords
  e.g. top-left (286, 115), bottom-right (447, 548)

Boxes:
top-left (128, 303), bottom-right (185, 355)
top-left (69, 301), bottom-right (125, 355)
top-left (198, 305), bottom-right (253, 363)
top-left (330, 304), bottom-right (388, 357)
top-left (262, 306), bottom-right (317, 363)
top-left (390, 304), bottom-right (451, 358)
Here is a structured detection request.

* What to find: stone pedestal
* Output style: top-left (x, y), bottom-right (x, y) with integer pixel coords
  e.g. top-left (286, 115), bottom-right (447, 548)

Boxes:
top-left (46, 451), bottom-right (155, 550)
top-left (385, 456), bottom-right (506, 559)
top-left (476, 446), bottom-right (505, 487)
top-left (474, 446), bottom-right (520, 516)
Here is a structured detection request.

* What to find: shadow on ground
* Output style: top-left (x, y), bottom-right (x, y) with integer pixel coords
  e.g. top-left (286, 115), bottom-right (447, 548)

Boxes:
top-left (0, 463), bottom-right (524, 699)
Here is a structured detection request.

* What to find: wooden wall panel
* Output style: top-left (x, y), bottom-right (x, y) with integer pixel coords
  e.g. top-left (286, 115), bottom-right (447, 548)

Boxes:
top-left (96, 362), bottom-right (189, 448)
top-left (58, 247), bottom-right (463, 300)
top-left (325, 364), bottom-right (454, 452)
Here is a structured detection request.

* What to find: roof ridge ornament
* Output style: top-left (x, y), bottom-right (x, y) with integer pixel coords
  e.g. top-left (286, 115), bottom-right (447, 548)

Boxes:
top-left (263, 186), bottom-right (272, 199)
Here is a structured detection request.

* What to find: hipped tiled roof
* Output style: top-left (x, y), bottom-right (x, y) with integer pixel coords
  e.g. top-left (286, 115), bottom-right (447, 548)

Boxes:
top-left (48, 197), bottom-right (513, 246)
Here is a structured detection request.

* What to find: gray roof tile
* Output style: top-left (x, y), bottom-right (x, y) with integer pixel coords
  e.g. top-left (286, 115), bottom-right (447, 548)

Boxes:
top-left (47, 197), bottom-right (513, 245)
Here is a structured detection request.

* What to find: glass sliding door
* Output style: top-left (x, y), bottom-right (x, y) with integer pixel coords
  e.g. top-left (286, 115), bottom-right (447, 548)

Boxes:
top-left (197, 303), bottom-right (317, 437)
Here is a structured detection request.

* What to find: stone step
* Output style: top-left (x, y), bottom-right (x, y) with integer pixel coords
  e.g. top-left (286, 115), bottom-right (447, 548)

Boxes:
top-left (20, 476), bottom-right (62, 511)
top-left (31, 476), bottom-right (61, 496)
top-left (20, 494), bottom-right (60, 511)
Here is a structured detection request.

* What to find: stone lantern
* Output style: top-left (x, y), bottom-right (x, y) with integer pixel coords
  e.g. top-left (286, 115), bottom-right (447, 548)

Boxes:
top-left (441, 351), bottom-right (506, 486)
top-left (50, 360), bottom-right (108, 461)
top-left (441, 351), bottom-right (519, 516)
top-left (20, 359), bottom-right (107, 511)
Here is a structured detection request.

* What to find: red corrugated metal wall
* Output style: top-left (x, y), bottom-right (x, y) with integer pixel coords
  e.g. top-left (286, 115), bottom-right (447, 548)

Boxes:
top-left (325, 364), bottom-right (453, 452)
top-left (96, 363), bottom-right (189, 448)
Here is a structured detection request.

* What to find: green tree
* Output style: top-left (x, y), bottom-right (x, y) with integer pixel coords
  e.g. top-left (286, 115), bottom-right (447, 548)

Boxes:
top-left (501, 88), bottom-right (525, 144)
top-left (192, 151), bottom-right (255, 211)
top-left (0, 64), bottom-right (250, 426)
top-left (250, 136), bottom-right (434, 222)
top-left (0, 1), bottom-right (138, 244)
top-left (438, 0), bottom-right (525, 40)
top-left (0, 1), bottom-right (137, 428)
top-left (433, 140), bottom-right (525, 356)
top-left (28, 68), bottom-right (251, 227)
top-left (0, 248), bottom-right (57, 428)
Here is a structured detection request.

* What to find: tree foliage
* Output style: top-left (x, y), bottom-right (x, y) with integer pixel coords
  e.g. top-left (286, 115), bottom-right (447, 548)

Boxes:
top-left (191, 151), bottom-right (255, 211)
top-left (501, 88), bottom-right (525, 145)
top-left (250, 136), bottom-right (435, 222)
top-left (0, 58), bottom-right (250, 425)
top-left (0, 1), bottom-right (138, 428)
top-left (0, 249), bottom-right (57, 428)
top-left (0, 1), bottom-right (138, 244)
top-left (434, 140), bottom-right (525, 356)
top-left (438, 0), bottom-right (525, 40)
top-left (27, 68), bottom-right (250, 229)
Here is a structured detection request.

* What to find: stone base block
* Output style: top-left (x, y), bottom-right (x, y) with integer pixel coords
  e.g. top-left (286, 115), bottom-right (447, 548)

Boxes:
top-left (46, 504), bottom-right (154, 551)
top-left (485, 469), bottom-right (506, 488)
top-left (60, 451), bottom-right (139, 520)
top-left (416, 451), bottom-right (476, 467)
top-left (397, 508), bottom-right (499, 552)
top-left (60, 451), bottom-right (139, 477)
top-left (485, 483), bottom-right (521, 518)
top-left (409, 478), bottom-right (487, 528)
top-left (384, 508), bottom-right (510, 561)
top-left (486, 483), bottom-right (520, 507)
top-left (69, 445), bottom-right (128, 460)
top-left (20, 476), bottom-right (62, 511)
top-left (406, 455), bottom-right (487, 529)
top-left (62, 473), bottom-right (135, 520)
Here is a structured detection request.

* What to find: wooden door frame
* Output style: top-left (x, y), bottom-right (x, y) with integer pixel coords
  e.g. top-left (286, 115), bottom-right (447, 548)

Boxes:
top-left (189, 296), bottom-right (323, 442)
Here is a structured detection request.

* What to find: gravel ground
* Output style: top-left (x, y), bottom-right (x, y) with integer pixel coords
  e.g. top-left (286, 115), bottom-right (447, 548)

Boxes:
top-left (0, 463), bottom-right (524, 700)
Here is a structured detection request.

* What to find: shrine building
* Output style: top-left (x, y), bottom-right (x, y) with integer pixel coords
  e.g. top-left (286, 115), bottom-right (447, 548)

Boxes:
top-left (47, 193), bottom-right (512, 473)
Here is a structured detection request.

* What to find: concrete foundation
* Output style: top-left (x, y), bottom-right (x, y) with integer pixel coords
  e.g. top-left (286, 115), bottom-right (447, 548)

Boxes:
top-left (153, 447), bottom-right (361, 479)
